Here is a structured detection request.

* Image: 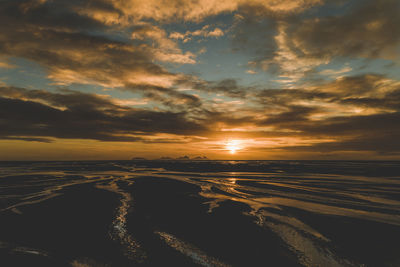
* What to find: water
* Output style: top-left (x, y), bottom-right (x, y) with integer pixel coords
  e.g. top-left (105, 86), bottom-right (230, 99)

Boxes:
top-left (1, 160), bottom-right (400, 266)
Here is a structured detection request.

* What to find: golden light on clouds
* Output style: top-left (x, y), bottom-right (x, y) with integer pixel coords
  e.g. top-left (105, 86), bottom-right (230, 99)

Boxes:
top-left (0, 0), bottom-right (399, 160)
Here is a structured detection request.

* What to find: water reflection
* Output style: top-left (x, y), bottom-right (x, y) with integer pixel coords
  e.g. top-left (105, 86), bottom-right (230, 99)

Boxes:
top-left (96, 181), bottom-right (146, 263)
top-left (1, 161), bottom-right (400, 266)
top-left (150, 170), bottom-right (400, 266)
top-left (156, 231), bottom-right (230, 267)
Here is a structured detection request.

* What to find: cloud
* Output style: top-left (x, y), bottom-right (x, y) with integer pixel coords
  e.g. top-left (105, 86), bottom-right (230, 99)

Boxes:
top-left (0, 0), bottom-right (331, 105)
top-left (255, 74), bottom-right (400, 116)
top-left (311, 74), bottom-right (400, 99)
top-left (0, 0), bottom-right (209, 114)
top-left (176, 77), bottom-right (250, 99)
top-left (288, 0), bottom-right (400, 60)
top-left (235, 0), bottom-right (400, 84)
top-left (0, 136), bottom-right (53, 143)
top-left (2, 69), bottom-right (400, 156)
top-left (1, 0), bottom-right (400, 158)
top-left (0, 0), bottom-right (201, 96)
top-left (0, 87), bottom-right (207, 142)
top-left (0, 57), bottom-right (16, 69)
top-left (216, 73), bottom-right (400, 155)
top-left (110, 0), bottom-right (323, 23)
top-left (169, 25), bottom-right (225, 43)
top-left (246, 69), bottom-right (257, 74)
top-left (253, 22), bottom-right (329, 84)
top-left (136, 85), bottom-right (203, 110)
top-left (278, 112), bottom-right (400, 154)
top-left (131, 24), bottom-right (196, 64)
top-left (176, 73), bottom-right (400, 155)
top-left (319, 66), bottom-right (352, 78)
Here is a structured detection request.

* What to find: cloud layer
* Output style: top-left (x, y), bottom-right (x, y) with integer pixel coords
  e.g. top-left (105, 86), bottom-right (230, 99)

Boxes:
top-left (0, 0), bottom-right (399, 159)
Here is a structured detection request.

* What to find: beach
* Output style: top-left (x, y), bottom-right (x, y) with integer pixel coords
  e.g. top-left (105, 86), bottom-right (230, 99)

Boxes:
top-left (1, 160), bottom-right (400, 266)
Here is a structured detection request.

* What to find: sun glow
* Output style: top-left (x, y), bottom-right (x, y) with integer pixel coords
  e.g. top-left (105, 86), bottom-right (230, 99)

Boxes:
top-left (226, 140), bottom-right (242, 154)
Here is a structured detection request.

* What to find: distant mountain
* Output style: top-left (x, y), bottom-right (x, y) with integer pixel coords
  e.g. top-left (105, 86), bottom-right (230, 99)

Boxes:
top-left (193, 156), bottom-right (209, 160)
top-left (131, 157), bottom-right (147, 160)
top-left (152, 155), bottom-right (209, 160)
top-left (176, 155), bottom-right (209, 160)
top-left (158, 156), bottom-right (173, 160)
top-left (176, 155), bottom-right (190, 160)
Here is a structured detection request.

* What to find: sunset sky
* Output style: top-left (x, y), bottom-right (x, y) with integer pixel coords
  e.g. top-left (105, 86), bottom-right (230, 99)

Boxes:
top-left (0, 0), bottom-right (399, 160)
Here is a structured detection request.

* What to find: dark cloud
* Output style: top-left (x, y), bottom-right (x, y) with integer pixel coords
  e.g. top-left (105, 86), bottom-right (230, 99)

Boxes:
top-left (248, 74), bottom-right (400, 154)
top-left (287, 0), bottom-right (400, 59)
top-left (125, 84), bottom-right (203, 110)
top-left (0, 0), bottom-right (207, 113)
top-left (255, 88), bottom-right (333, 106)
top-left (0, 0), bottom-right (180, 93)
top-left (1, 71), bottom-right (400, 155)
top-left (175, 77), bottom-right (252, 99)
top-left (231, 15), bottom-right (277, 62)
top-left (261, 105), bottom-right (320, 125)
top-left (292, 112), bottom-right (400, 137)
top-left (339, 95), bottom-right (400, 111)
top-left (1, 0), bottom-right (399, 158)
top-left (281, 130), bottom-right (400, 154)
top-left (0, 136), bottom-right (53, 143)
top-left (210, 79), bottom-right (250, 98)
top-left (233, 0), bottom-right (400, 80)
top-left (251, 111), bottom-right (400, 154)
top-left (255, 74), bottom-right (400, 110)
top-left (180, 73), bottom-right (400, 155)
top-left (0, 87), bottom-right (206, 142)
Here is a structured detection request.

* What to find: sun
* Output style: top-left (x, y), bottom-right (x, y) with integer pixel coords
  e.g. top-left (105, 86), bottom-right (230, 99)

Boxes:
top-left (226, 140), bottom-right (242, 154)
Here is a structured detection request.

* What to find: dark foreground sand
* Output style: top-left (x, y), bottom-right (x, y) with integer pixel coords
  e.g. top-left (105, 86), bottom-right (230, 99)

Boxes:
top-left (1, 160), bottom-right (400, 266)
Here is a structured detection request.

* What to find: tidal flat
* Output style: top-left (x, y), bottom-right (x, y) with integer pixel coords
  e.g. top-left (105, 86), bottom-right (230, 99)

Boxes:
top-left (1, 160), bottom-right (400, 267)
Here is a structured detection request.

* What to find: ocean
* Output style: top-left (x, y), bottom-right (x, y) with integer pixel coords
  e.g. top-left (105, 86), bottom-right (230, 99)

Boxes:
top-left (1, 160), bottom-right (400, 266)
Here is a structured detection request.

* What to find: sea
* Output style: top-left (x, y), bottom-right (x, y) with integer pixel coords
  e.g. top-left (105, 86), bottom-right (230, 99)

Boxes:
top-left (1, 160), bottom-right (400, 267)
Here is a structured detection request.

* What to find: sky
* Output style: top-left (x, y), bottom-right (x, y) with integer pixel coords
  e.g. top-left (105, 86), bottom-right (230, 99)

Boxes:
top-left (0, 0), bottom-right (399, 160)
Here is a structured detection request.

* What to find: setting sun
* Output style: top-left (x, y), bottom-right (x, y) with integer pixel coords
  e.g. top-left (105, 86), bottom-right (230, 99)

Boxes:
top-left (226, 140), bottom-right (242, 154)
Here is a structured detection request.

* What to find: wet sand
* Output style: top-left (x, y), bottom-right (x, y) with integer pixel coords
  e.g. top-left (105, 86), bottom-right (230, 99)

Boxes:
top-left (1, 160), bottom-right (400, 266)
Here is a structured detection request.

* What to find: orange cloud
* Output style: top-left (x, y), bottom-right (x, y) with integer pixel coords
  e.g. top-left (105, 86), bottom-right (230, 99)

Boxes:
top-left (110, 0), bottom-right (323, 22)
top-left (169, 25), bottom-right (225, 43)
